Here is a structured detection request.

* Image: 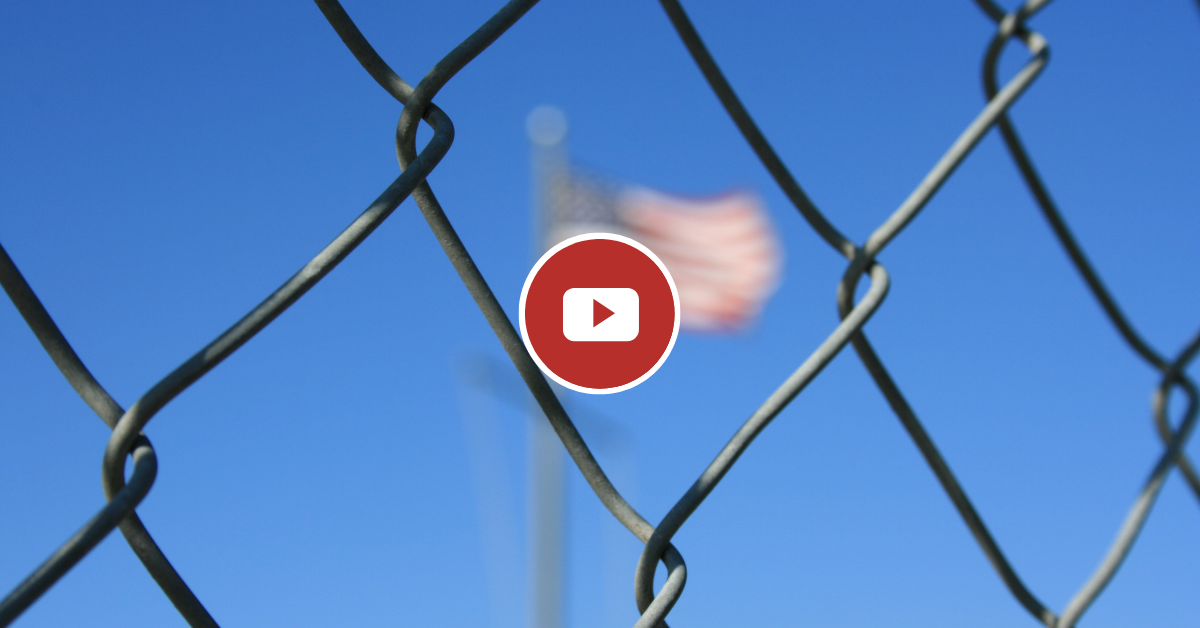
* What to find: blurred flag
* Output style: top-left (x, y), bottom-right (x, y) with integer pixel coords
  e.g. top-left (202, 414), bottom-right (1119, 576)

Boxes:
top-left (542, 167), bottom-right (782, 332)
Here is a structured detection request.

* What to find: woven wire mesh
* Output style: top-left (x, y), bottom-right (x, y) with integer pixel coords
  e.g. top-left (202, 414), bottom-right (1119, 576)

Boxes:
top-left (1, 1), bottom-right (1197, 626)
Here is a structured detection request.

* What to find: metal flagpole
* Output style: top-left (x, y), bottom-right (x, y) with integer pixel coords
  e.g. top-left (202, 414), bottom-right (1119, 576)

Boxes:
top-left (525, 105), bottom-right (570, 628)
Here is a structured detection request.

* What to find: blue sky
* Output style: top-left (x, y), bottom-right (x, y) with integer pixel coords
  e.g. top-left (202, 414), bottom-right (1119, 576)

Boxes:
top-left (1, 1), bottom-right (1198, 627)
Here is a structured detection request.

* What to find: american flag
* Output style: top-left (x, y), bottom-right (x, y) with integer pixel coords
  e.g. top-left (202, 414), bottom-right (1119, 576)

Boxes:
top-left (542, 169), bottom-right (782, 332)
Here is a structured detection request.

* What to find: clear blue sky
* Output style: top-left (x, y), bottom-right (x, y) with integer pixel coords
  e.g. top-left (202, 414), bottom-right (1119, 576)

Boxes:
top-left (1, 1), bottom-right (1198, 627)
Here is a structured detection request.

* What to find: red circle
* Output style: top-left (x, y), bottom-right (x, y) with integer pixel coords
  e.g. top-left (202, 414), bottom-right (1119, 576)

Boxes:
top-left (520, 234), bottom-right (678, 393)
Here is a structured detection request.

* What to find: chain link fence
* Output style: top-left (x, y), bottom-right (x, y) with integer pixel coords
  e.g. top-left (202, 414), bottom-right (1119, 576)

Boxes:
top-left (1, 0), bottom-right (1197, 626)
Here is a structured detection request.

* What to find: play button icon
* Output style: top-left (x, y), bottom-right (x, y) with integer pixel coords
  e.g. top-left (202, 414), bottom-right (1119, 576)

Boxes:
top-left (520, 233), bottom-right (679, 394)
top-left (562, 288), bottom-right (638, 342)
top-left (594, 300), bottom-right (613, 326)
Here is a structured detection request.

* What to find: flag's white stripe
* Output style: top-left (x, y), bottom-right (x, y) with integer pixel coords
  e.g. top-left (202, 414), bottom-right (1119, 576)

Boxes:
top-left (635, 239), bottom-right (778, 265)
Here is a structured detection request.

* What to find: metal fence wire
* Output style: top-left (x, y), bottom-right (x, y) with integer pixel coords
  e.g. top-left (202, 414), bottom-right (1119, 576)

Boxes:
top-left (1, 0), bottom-right (1197, 627)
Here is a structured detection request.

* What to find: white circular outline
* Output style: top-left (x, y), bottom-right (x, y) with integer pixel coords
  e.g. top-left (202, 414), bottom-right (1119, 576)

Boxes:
top-left (519, 232), bottom-right (681, 395)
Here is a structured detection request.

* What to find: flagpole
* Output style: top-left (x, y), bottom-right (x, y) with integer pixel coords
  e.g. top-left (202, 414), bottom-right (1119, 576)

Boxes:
top-left (526, 106), bottom-right (569, 628)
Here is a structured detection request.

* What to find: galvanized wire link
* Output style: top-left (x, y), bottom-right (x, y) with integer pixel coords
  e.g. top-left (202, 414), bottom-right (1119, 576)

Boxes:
top-left (974, 0), bottom-right (1200, 503)
top-left (641, 1), bottom-right (1049, 624)
top-left (1, 1), bottom-right (1195, 627)
top-left (0, 0), bottom-right (526, 624)
top-left (652, 1), bottom-right (1199, 628)
top-left (0, 245), bottom-right (218, 628)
